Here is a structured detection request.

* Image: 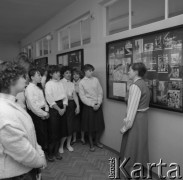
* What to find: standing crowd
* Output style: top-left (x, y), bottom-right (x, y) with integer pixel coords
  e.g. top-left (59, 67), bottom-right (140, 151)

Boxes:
top-left (0, 57), bottom-right (150, 180)
top-left (0, 59), bottom-right (105, 179)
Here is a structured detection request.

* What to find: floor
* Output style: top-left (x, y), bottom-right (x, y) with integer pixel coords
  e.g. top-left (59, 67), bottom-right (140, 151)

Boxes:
top-left (42, 142), bottom-right (159, 180)
top-left (42, 142), bottom-right (119, 180)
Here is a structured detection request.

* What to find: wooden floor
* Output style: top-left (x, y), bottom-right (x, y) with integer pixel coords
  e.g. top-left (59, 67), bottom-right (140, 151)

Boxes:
top-left (42, 142), bottom-right (119, 180)
top-left (42, 142), bottom-right (159, 180)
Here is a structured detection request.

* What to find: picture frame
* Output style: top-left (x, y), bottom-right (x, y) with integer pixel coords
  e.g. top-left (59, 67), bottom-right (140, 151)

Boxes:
top-left (34, 57), bottom-right (48, 68)
top-left (106, 25), bottom-right (183, 112)
top-left (56, 49), bottom-right (84, 70)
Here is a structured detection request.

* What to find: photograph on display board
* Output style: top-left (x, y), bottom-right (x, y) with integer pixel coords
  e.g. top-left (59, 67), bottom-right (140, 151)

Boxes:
top-left (106, 25), bottom-right (183, 112)
top-left (34, 57), bottom-right (48, 68)
top-left (134, 39), bottom-right (143, 53)
top-left (170, 67), bottom-right (180, 79)
top-left (143, 56), bottom-right (157, 72)
top-left (156, 81), bottom-right (168, 106)
top-left (167, 90), bottom-right (181, 109)
top-left (174, 40), bottom-right (182, 49)
top-left (144, 43), bottom-right (154, 52)
top-left (157, 54), bottom-right (169, 73)
top-left (154, 35), bottom-right (163, 50)
top-left (107, 42), bottom-right (130, 101)
top-left (170, 53), bottom-right (181, 66)
top-left (133, 39), bottom-right (143, 63)
top-left (112, 58), bottom-right (131, 82)
top-left (56, 49), bottom-right (84, 71)
top-left (58, 55), bottom-right (68, 66)
top-left (163, 32), bottom-right (176, 49)
top-left (125, 41), bottom-right (132, 55)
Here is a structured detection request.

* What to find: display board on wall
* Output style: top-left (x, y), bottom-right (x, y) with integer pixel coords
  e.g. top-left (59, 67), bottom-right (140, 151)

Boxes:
top-left (34, 57), bottom-right (48, 68)
top-left (106, 25), bottom-right (183, 112)
top-left (56, 49), bottom-right (84, 70)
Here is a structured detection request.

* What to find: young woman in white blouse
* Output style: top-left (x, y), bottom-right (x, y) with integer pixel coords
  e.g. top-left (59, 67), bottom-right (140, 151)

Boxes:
top-left (59, 67), bottom-right (80, 153)
top-left (25, 68), bottom-right (49, 154)
top-left (0, 61), bottom-right (47, 179)
top-left (79, 64), bottom-right (105, 152)
top-left (45, 65), bottom-right (68, 162)
top-left (71, 69), bottom-right (85, 145)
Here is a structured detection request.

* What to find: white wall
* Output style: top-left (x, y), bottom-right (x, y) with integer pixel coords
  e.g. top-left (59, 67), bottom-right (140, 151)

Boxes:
top-left (21, 0), bottom-right (183, 174)
top-left (0, 41), bottom-right (19, 61)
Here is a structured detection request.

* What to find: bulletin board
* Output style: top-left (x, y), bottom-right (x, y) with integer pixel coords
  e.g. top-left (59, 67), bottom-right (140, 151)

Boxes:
top-left (106, 25), bottom-right (183, 112)
top-left (34, 57), bottom-right (48, 68)
top-left (56, 49), bottom-right (84, 70)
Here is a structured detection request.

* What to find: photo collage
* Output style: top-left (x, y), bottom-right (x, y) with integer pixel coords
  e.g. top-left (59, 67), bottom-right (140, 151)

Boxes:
top-left (57, 49), bottom-right (83, 71)
top-left (107, 26), bottom-right (183, 112)
top-left (107, 41), bottom-right (133, 101)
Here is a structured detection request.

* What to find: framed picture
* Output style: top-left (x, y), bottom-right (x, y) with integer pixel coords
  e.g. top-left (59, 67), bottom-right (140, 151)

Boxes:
top-left (106, 25), bottom-right (183, 112)
top-left (34, 57), bottom-right (48, 68)
top-left (56, 49), bottom-right (84, 70)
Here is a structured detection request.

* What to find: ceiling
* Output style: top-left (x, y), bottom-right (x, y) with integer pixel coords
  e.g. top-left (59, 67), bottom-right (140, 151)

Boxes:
top-left (0, 0), bottom-right (76, 43)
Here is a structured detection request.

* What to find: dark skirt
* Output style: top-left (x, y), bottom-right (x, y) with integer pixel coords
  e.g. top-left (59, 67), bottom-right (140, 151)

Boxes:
top-left (81, 104), bottom-right (105, 133)
top-left (27, 109), bottom-right (48, 151)
top-left (49, 100), bottom-right (67, 142)
top-left (120, 111), bottom-right (149, 173)
top-left (73, 114), bottom-right (81, 132)
top-left (73, 97), bottom-right (83, 132)
top-left (65, 100), bottom-right (76, 135)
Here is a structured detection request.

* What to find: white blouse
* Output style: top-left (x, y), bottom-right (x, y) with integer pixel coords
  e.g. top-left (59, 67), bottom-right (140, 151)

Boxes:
top-left (45, 79), bottom-right (68, 107)
top-left (16, 91), bottom-right (26, 110)
top-left (0, 93), bottom-right (44, 178)
top-left (61, 78), bottom-right (75, 100)
top-left (25, 83), bottom-right (49, 118)
top-left (41, 75), bottom-right (47, 89)
top-left (79, 76), bottom-right (103, 107)
top-left (73, 79), bottom-right (80, 93)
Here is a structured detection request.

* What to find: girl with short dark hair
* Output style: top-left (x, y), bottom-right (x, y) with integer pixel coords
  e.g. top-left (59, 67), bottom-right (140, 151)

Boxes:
top-left (79, 64), bottom-right (105, 152)
top-left (45, 65), bottom-right (68, 162)
top-left (25, 68), bottom-right (49, 154)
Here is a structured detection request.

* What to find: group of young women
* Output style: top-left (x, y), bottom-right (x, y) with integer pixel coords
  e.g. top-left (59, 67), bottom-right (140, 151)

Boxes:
top-left (0, 57), bottom-right (150, 180)
top-left (18, 63), bottom-right (105, 162)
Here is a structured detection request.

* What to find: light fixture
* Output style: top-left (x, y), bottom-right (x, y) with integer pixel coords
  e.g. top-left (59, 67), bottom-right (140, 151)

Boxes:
top-left (27, 45), bottom-right (32, 49)
top-left (46, 34), bottom-right (53, 41)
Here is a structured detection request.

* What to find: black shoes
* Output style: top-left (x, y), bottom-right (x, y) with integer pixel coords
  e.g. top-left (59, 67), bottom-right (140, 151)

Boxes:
top-left (95, 143), bottom-right (103, 149)
top-left (89, 146), bottom-right (95, 152)
top-left (47, 155), bottom-right (55, 162)
top-left (70, 140), bottom-right (76, 145)
top-left (55, 153), bottom-right (63, 160)
top-left (47, 153), bottom-right (63, 162)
